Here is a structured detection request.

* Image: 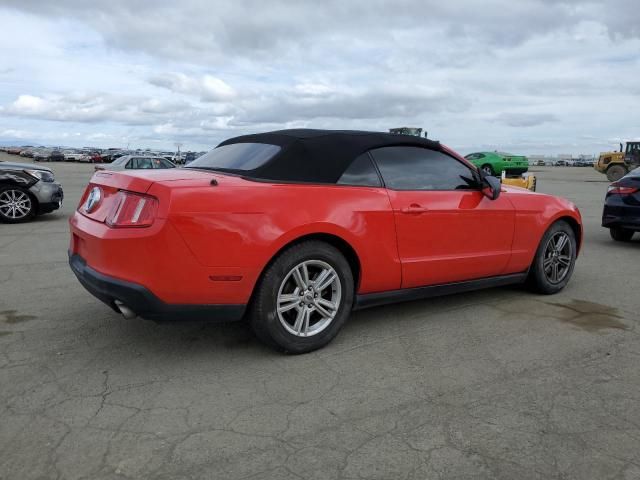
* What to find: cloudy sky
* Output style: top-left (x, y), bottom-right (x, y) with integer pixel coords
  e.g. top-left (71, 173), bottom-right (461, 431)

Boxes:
top-left (0, 0), bottom-right (638, 155)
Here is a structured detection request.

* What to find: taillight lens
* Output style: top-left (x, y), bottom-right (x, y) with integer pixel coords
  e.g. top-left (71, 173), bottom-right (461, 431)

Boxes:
top-left (607, 184), bottom-right (638, 195)
top-left (78, 185), bottom-right (91, 209)
top-left (106, 191), bottom-right (158, 227)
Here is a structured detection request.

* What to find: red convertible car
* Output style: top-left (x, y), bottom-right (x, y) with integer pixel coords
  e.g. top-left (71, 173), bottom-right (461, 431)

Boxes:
top-left (69, 130), bottom-right (582, 352)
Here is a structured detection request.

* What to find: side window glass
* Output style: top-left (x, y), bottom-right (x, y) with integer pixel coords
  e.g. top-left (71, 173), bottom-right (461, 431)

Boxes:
top-left (125, 158), bottom-right (135, 169)
top-left (138, 158), bottom-right (153, 169)
top-left (371, 146), bottom-right (476, 191)
top-left (337, 153), bottom-right (382, 187)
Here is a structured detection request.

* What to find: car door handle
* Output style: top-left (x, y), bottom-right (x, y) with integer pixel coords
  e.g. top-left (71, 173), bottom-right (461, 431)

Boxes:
top-left (400, 204), bottom-right (429, 214)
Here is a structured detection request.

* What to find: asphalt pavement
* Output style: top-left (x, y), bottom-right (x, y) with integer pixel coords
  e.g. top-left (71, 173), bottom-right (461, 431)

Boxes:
top-left (1, 153), bottom-right (639, 479)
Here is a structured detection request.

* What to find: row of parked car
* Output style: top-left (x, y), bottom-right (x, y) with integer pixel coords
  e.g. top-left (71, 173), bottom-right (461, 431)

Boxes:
top-left (1, 146), bottom-right (207, 165)
top-left (531, 159), bottom-right (595, 167)
top-left (3, 146), bottom-right (104, 163)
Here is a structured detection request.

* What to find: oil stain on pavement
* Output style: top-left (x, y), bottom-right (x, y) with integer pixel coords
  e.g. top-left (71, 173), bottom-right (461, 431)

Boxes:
top-left (543, 299), bottom-right (629, 333)
top-left (0, 310), bottom-right (37, 324)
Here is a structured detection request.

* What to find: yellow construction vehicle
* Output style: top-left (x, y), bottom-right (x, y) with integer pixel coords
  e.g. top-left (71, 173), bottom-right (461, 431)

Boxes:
top-left (500, 170), bottom-right (536, 191)
top-left (594, 143), bottom-right (630, 181)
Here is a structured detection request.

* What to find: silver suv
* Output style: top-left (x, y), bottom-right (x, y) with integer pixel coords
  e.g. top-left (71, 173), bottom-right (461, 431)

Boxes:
top-left (0, 161), bottom-right (64, 223)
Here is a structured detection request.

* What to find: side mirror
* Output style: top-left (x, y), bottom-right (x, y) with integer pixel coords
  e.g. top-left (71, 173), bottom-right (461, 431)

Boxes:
top-left (481, 173), bottom-right (501, 200)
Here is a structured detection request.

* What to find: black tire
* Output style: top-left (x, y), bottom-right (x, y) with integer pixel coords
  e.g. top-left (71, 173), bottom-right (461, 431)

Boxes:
top-left (249, 241), bottom-right (354, 354)
top-left (527, 220), bottom-right (577, 294)
top-left (606, 165), bottom-right (626, 182)
top-left (481, 164), bottom-right (494, 176)
top-left (610, 227), bottom-right (634, 242)
top-left (0, 186), bottom-right (36, 223)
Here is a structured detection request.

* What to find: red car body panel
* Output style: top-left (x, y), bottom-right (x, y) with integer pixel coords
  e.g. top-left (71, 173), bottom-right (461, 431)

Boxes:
top-left (386, 188), bottom-right (516, 288)
top-left (501, 185), bottom-right (583, 272)
top-left (69, 142), bottom-right (582, 313)
top-left (70, 170), bottom-right (404, 305)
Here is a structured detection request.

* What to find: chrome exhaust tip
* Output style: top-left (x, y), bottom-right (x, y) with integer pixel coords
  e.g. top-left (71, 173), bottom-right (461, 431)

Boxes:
top-left (114, 300), bottom-right (137, 320)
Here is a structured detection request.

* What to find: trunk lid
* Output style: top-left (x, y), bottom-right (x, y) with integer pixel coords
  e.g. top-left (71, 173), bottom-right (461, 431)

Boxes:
top-left (78, 168), bottom-right (246, 223)
top-left (90, 168), bottom-right (217, 192)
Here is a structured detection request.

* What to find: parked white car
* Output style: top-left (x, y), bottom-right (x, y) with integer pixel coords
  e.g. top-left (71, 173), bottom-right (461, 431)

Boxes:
top-left (94, 155), bottom-right (176, 171)
top-left (63, 151), bottom-right (86, 162)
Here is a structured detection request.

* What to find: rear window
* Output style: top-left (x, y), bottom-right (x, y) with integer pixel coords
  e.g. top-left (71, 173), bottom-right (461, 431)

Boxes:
top-left (186, 143), bottom-right (280, 172)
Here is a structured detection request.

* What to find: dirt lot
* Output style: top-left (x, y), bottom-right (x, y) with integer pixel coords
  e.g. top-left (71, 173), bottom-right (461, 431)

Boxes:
top-left (1, 153), bottom-right (639, 479)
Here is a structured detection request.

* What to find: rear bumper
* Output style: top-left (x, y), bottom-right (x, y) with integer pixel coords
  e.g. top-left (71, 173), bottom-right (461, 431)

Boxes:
top-left (602, 204), bottom-right (640, 231)
top-left (69, 253), bottom-right (246, 322)
top-left (602, 215), bottom-right (640, 230)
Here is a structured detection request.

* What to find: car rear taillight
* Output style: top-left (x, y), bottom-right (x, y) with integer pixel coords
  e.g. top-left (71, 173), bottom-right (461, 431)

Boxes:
top-left (607, 184), bottom-right (638, 195)
top-left (106, 191), bottom-right (158, 227)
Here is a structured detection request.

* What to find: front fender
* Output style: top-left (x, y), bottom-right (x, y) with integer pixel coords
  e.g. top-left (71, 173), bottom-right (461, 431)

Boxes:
top-left (506, 190), bottom-right (583, 271)
top-left (0, 169), bottom-right (37, 189)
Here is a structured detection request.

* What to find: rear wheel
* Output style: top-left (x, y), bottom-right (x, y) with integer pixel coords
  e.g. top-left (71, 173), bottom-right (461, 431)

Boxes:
top-left (528, 221), bottom-right (577, 294)
top-left (249, 241), bottom-right (354, 353)
top-left (610, 227), bottom-right (634, 242)
top-left (0, 186), bottom-right (35, 223)
top-left (606, 165), bottom-right (627, 182)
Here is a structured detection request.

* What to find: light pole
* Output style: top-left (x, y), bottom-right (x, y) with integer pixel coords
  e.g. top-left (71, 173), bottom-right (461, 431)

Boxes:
top-left (174, 142), bottom-right (183, 164)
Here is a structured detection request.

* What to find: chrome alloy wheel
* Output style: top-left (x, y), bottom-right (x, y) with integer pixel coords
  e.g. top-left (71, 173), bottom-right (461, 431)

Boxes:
top-left (543, 231), bottom-right (572, 284)
top-left (276, 260), bottom-right (342, 337)
top-left (0, 189), bottom-right (32, 220)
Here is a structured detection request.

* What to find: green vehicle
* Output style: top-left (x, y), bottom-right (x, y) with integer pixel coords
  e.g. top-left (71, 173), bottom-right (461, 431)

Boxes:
top-left (464, 151), bottom-right (529, 176)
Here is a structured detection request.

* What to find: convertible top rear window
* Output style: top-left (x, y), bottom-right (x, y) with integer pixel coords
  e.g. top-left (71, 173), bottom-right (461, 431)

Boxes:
top-left (186, 143), bottom-right (280, 172)
top-left (186, 129), bottom-right (441, 183)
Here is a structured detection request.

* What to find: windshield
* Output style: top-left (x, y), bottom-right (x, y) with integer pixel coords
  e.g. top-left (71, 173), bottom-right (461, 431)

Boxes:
top-left (186, 143), bottom-right (280, 172)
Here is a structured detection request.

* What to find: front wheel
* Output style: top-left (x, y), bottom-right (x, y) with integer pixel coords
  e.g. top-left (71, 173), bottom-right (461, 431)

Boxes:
top-left (249, 241), bottom-right (354, 353)
top-left (610, 227), bottom-right (634, 242)
top-left (606, 165), bottom-right (626, 182)
top-left (528, 221), bottom-right (577, 294)
top-left (0, 186), bottom-right (36, 223)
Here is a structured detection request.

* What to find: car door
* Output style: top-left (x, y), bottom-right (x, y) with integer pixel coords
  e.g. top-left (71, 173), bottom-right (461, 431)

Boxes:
top-left (370, 146), bottom-right (515, 289)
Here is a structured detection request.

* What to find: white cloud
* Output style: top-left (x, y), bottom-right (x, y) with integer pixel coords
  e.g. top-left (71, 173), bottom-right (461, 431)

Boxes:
top-left (493, 113), bottom-right (558, 128)
top-left (9, 95), bottom-right (47, 114)
top-left (150, 73), bottom-right (236, 102)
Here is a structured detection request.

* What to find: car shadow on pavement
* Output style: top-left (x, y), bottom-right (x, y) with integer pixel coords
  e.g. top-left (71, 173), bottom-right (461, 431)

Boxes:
top-left (93, 287), bottom-right (509, 358)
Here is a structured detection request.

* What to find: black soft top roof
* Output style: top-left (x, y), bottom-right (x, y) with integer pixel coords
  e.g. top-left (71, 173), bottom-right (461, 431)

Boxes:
top-left (218, 129), bottom-right (440, 183)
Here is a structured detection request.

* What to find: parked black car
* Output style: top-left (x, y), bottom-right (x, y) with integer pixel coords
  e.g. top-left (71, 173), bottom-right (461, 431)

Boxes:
top-left (602, 168), bottom-right (640, 241)
top-left (33, 149), bottom-right (65, 162)
top-left (49, 150), bottom-right (65, 162)
top-left (573, 158), bottom-right (593, 167)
